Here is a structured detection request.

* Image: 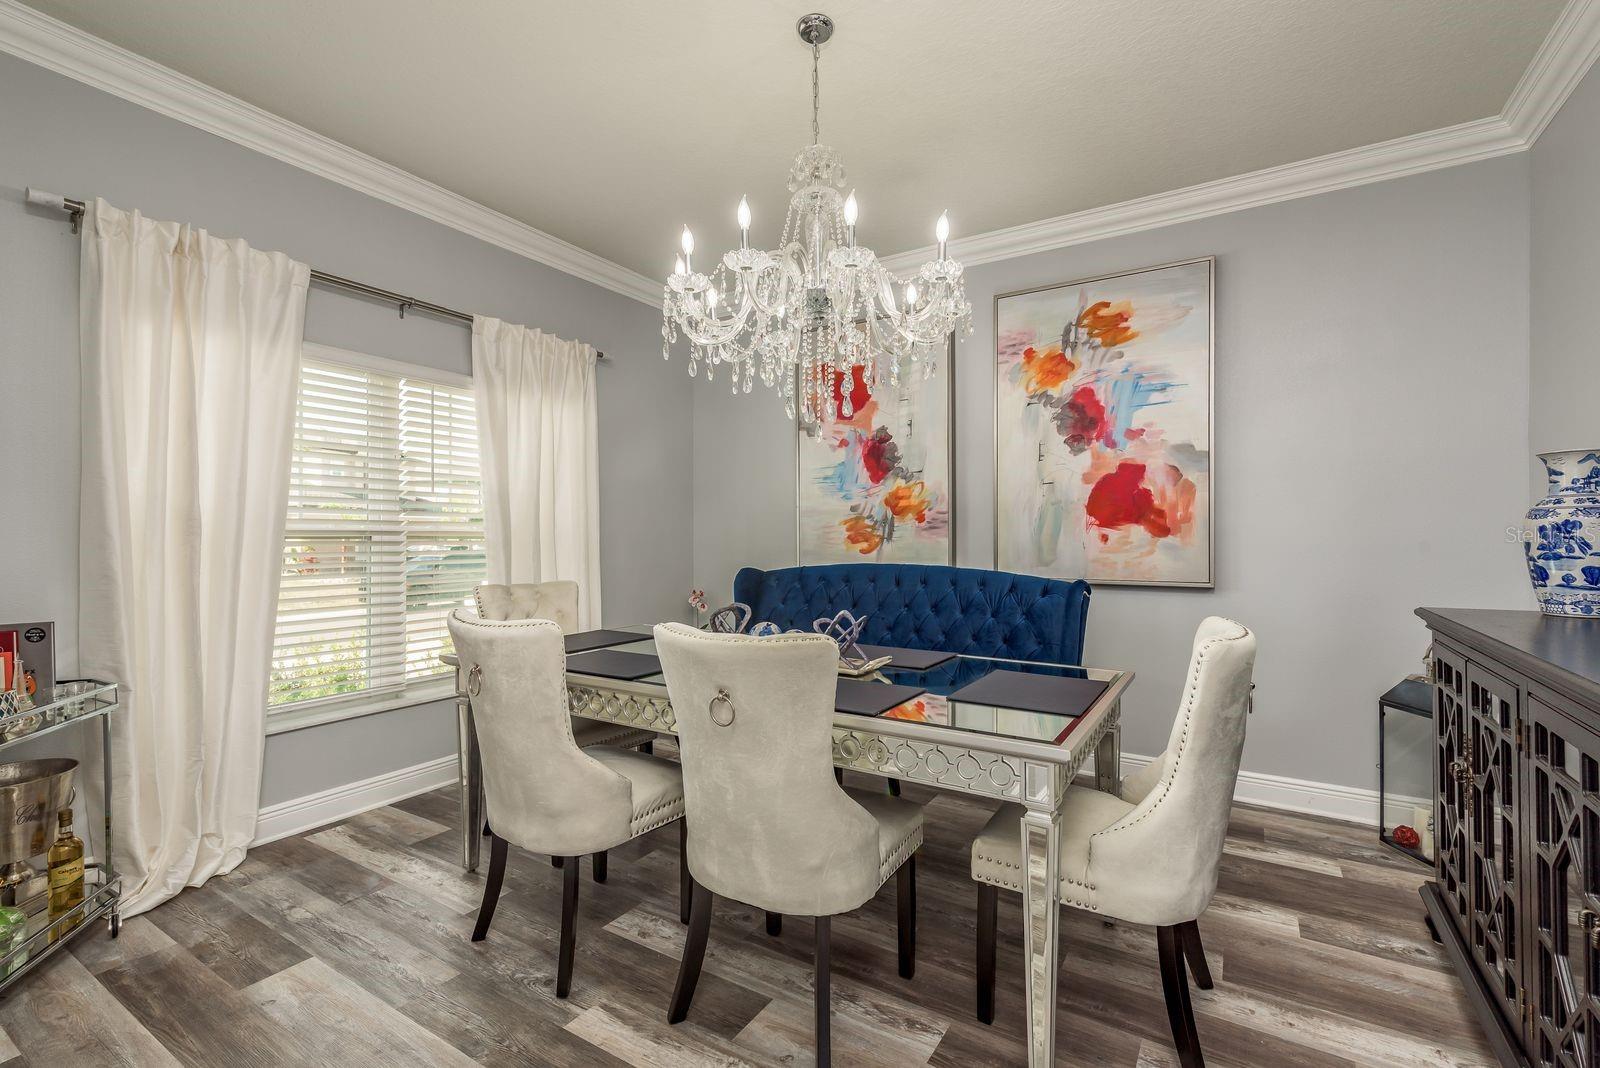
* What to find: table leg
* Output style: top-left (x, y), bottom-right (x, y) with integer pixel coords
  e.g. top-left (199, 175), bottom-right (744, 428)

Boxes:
top-left (1020, 761), bottom-right (1065, 1067)
top-left (457, 669), bottom-right (482, 873)
top-left (1095, 712), bottom-right (1121, 794)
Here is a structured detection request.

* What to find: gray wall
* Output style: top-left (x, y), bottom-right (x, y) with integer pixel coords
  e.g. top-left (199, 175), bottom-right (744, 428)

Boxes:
top-left (1531, 58), bottom-right (1600, 493)
top-left (692, 157), bottom-right (1535, 793)
top-left (0, 39), bottom-right (1563, 809)
top-left (0, 52), bottom-right (693, 808)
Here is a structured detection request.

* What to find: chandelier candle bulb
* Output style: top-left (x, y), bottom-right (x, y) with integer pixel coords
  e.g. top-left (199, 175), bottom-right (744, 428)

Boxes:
top-left (936, 211), bottom-right (950, 260)
top-left (737, 196), bottom-right (751, 249)
top-left (844, 190), bottom-right (858, 246)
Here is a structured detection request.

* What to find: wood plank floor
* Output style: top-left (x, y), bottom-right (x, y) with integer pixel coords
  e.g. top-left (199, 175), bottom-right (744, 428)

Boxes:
top-left (0, 772), bottom-right (1494, 1066)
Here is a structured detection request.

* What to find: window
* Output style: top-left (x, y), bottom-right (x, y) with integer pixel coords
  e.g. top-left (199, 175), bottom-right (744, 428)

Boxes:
top-left (269, 349), bottom-right (484, 715)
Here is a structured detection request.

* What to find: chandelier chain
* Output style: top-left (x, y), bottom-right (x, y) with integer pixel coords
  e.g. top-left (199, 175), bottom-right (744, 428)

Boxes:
top-left (811, 44), bottom-right (820, 144)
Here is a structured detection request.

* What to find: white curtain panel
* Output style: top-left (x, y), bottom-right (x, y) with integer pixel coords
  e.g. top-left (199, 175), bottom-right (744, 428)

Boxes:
top-left (471, 317), bottom-right (602, 628)
top-left (78, 199), bottom-right (308, 916)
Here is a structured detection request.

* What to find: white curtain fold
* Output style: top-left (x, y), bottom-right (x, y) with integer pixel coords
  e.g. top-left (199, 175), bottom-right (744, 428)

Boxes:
top-left (471, 317), bottom-right (602, 628)
top-left (78, 199), bottom-right (308, 916)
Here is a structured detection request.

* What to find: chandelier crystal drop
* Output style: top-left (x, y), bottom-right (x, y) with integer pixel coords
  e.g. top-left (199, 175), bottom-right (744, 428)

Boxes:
top-left (660, 12), bottom-right (971, 423)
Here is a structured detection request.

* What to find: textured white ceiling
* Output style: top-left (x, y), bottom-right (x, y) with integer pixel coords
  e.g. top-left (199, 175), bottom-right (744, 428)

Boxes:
top-left (23, 0), bottom-right (1564, 277)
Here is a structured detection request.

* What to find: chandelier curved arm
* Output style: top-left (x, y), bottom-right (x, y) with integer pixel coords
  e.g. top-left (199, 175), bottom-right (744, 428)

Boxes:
top-left (739, 250), bottom-right (803, 318)
top-left (674, 289), bottom-right (760, 350)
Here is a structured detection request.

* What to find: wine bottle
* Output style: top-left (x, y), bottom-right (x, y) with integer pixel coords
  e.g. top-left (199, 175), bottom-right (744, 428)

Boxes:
top-left (46, 809), bottom-right (83, 942)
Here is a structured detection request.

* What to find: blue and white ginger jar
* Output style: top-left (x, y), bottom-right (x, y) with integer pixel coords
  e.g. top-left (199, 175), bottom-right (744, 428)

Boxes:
top-left (1526, 449), bottom-right (1600, 616)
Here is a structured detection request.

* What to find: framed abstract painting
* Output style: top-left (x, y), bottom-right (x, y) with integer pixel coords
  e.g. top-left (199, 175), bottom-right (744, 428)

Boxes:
top-left (995, 257), bottom-right (1213, 587)
top-left (796, 336), bottom-right (955, 564)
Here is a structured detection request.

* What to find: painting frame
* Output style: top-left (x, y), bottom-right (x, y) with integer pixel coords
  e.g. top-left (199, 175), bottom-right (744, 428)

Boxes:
top-left (993, 255), bottom-right (1215, 588)
top-left (795, 332), bottom-right (958, 566)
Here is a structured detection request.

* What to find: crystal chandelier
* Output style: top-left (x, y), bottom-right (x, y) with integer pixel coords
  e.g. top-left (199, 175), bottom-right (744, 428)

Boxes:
top-left (661, 12), bottom-right (971, 422)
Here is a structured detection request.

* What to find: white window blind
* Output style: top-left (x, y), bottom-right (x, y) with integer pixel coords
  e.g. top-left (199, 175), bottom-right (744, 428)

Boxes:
top-left (270, 356), bottom-right (484, 710)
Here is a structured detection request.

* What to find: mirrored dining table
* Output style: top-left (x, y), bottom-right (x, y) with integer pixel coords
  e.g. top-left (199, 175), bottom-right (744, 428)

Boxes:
top-left (445, 624), bottom-right (1132, 1068)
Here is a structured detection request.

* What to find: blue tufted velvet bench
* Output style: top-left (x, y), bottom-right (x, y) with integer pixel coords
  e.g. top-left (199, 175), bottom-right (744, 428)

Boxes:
top-left (732, 563), bottom-right (1092, 665)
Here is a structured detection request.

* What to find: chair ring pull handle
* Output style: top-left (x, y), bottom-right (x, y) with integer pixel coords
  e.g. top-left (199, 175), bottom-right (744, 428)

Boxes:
top-left (467, 664), bottom-right (482, 697)
top-left (708, 688), bottom-right (735, 727)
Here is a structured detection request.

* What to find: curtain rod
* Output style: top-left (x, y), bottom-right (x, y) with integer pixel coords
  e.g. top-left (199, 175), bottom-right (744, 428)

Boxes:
top-left (25, 188), bottom-right (605, 359)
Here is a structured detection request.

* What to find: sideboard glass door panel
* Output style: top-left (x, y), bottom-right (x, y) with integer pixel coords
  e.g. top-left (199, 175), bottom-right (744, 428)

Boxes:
top-left (1466, 658), bottom-right (1525, 1035)
top-left (1435, 644), bottom-right (1472, 937)
top-left (1530, 692), bottom-right (1600, 1068)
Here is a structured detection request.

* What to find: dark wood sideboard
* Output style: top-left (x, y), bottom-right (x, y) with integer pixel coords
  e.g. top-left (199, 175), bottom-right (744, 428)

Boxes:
top-left (1418, 608), bottom-right (1600, 1068)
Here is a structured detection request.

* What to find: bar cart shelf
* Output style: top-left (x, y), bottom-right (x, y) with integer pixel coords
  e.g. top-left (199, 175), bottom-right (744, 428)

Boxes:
top-left (0, 680), bottom-right (120, 994)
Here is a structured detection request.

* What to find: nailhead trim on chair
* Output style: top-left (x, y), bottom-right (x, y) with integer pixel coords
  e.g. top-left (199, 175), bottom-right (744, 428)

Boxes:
top-left (452, 611), bottom-right (679, 846)
top-left (971, 849), bottom-right (1098, 901)
top-left (633, 798), bottom-right (687, 837)
top-left (969, 617), bottom-right (1251, 916)
top-left (581, 726), bottom-right (657, 749)
top-left (1086, 618), bottom-right (1249, 846)
top-left (877, 825), bottom-right (925, 887)
top-left (966, 620), bottom-right (1254, 920)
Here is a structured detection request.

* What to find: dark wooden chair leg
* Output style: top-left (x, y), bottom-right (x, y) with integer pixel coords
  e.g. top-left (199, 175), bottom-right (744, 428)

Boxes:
top-left (593, 850), bottom-right (608, 884)
top-left (897, 856), bottom-right (916, 979)
top-left (641, 739), bottom-right (653, 755)
top-left (1157, 925), bottom-right (1205, 1068)
top-left (471, 834), bottom-right (508, 942)
top-left (1180, 920), bottom-right (1213, 990)
top-left (976, 882), bottom-right (997, 1024)
top-left (834, 767), bottom-right (844, 785)
top-left (766, 912), bottom-right (782, 936)
top-left (552, 855), bottom-right (564, 868)
top-left (887, 778), bottom-right (901, 797)
top-left (669, 880), bottom-right (713, 1023)
top-left (815, 915), bottom-right (832, 1067)
top-left (556, 856), bottom-right (580, 998)
top-left (482, 819), bottom-right (491, 837)
top-left (679, 820), bottom-right (691, 925)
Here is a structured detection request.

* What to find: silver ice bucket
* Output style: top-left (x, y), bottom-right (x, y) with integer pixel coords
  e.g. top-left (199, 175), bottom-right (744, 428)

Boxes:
top-left (0, 759), bottom-right (76, 866)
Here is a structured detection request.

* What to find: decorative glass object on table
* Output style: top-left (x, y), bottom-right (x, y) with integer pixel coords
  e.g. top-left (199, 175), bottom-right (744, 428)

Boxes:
top-left (1378, 677), bottom-right (1435, 866)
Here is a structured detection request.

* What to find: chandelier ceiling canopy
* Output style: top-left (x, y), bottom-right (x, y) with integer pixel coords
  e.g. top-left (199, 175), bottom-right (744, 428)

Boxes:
top-left (661, 12), bottom-right (971, 422)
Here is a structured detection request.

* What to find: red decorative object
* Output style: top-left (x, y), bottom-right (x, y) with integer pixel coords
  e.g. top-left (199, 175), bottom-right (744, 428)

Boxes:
top-left (1393, 824), bottom-right (1420, 849)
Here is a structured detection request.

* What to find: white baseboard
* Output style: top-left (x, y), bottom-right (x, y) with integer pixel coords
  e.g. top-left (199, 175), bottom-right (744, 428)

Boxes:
top-left (252, 755), bottom-right (457, 846)
top-left (251, 749), bottom-right (1391, 850)
top-left (1117, 751), bottom-right (1391, 826)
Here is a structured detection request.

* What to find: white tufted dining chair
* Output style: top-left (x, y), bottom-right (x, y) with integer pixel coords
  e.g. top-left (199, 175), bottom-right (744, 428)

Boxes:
top-left (969, 616), bottom-right (1257, 1068)
top-left (473, 581), bottom-right (658, 880)
top-left (447, 611), bottom-right (686, 998)
top-left (652, 622), bottom-right (925, 1067)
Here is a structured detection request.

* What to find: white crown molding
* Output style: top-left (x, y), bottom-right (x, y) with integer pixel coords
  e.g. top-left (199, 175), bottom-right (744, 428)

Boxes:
top-left (1503, 0), bottom-right (1600, 142)
top-left (882, 115), bottom-right (1527, 273)
top-left (4, 0), bottom-right (1596, 296)
top-left (0, 0), bottom-right (661, 306)
top-left (884, 0), bottom-right (1600, 274)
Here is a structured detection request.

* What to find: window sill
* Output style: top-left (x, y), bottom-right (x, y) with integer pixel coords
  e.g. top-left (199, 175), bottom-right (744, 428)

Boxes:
top-left (265, 678), bottom-right (458, 736)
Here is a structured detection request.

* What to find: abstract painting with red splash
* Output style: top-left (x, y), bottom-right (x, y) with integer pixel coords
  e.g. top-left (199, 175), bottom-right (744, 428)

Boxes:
top-left (797, 341), bottom-right (953, 564)
top-left (996, 259), bottom-right (1212, 587)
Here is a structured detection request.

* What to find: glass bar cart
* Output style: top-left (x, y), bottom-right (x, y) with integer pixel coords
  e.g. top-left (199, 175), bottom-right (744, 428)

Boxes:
top-left (0, 680), bottom-right (120, 993)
